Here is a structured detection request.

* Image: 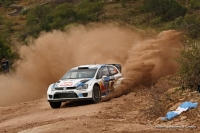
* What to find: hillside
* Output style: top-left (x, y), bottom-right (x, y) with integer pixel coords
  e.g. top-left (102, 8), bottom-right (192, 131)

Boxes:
top-left (0, 0), bottom-right (199, 54)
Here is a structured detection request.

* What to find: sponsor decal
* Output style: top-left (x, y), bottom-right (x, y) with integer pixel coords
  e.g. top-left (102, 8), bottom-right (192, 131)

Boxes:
top-left (99, 81), bottom-right (106, 91)
top-left (99, 79), bottom-right (110, 95)
top-left (60, 82), bottom-right (73, 86)
top-left (77, 78), bottom-right (92, 87)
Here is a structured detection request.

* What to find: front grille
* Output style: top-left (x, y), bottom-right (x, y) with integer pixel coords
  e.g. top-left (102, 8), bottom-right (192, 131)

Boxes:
top-left (67, 87), bottom-right (76, 89)
top-left (54, 93), bottom-right (78, 99)
top-left (55, 87), bottom-right (76, 90)
top-left (55, 87), bottom-right (63, 90)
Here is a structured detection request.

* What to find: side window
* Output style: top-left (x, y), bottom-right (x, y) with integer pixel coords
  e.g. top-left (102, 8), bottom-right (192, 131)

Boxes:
top-left (96, 67), bottom-right (109, 79)
top-left (108, 66), bottom-right (118, 75)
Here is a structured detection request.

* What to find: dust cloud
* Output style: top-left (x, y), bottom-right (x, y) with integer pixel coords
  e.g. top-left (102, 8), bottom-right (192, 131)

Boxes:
top-left (0, 24), bottom-right (182, 106)
top-left (101, 29), bottom-right (182, 101)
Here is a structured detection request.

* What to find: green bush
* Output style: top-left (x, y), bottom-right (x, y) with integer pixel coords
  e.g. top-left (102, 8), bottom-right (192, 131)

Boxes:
top-left (50, 3), bottom-right (76, 30)
top-left (0, 16), bottom-right (13, 43)
top-left (75, 0), bottom-right (104, 22)
top-left (121, 0), bottom-right (128, 8)
top-left (0, 14), bottom-right (2, 24)
top-left (176, 37), bottom-right (200, 89)
top-left (0, 39), bottom-right (15, 69)
top-left (0, 0), bottom-right (13, 8)
top-left (173, 16), bottom-right (185, 26)
top-left (169, 14), bottom-right (200, 39)
top-left (26, 5), bottom-right (52, 31)
top-left (184, 14), bottom-right (200, 39)
top-left (0, 15), bottom-right (16, 68)
top-left (169, 16), bottom-right (185, 30)
top-left (190, 0), bottom-right (200, 10)
top-left (140, 0), bottom-right (187, 21)
top-left (4, 20), bottom-right (13, 33)
top-left (149, 16), bottom-right (162, 26)
top-left (22, 0), bottom-right (104, 40)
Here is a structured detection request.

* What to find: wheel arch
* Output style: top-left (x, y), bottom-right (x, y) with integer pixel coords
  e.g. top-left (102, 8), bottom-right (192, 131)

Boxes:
top-left (94, 83), bottom-right (100, 88)
top-left (93, 83), bottom-right (101, 94)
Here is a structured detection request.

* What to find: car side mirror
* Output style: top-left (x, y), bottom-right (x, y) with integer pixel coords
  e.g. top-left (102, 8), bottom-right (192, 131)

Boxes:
top-left (102, 75), bottom-right (107, 79)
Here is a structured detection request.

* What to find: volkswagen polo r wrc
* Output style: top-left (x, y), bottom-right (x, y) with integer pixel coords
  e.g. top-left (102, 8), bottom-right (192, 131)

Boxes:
top-left (47, 64), bottom-right (124, 109)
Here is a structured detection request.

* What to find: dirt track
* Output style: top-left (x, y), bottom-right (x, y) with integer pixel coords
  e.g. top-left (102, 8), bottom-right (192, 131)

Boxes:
top-left (1, 90), bottom-right (200, 133)
top-left (0, 93), bottom-right (150, 133)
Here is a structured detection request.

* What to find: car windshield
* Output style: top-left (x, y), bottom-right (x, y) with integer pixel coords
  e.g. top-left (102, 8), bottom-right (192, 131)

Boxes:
top-left (61, 69), bottom-right (97, 79)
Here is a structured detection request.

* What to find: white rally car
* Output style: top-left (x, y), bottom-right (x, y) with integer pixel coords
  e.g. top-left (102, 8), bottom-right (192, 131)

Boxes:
top-left (47, 64), bottom-right (124, 109)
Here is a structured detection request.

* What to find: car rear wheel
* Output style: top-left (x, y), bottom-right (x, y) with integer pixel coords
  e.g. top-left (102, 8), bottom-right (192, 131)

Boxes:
top-left (49, 102), bottom-right (61, 109)
top-left (92, 85), bottom-right (101, 103)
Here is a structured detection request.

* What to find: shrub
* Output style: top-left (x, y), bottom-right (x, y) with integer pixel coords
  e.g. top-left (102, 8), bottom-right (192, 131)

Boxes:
top-left (0, 39), bottom-right (16, 71)
top-left (22, 0), bottom-right (104, 40)
top-left (26, 5), bottom-right (52, 31)
top-left (168, 16), bottom-right (185, 29)
top-left (50, 3), bottom-right (76, 30)
top-left (169, 14), bottom-right (200, 39)
top-left (190, 0), bottom-right (200, 10)
top-left (0, 14), bottom-right (2, 24)
top-left (121, 0), bottom-right (128, 8)
top-left (184, 14), bottom-right (200, 39)
top-left (3, 20), bottom-right (13, 33)
top-left (75, 0), bottom-right (104, 22)
top-left (0, 0), bottom-right (13, 8)
top-left (149, 16), bottom-right (162, 26)
top-left (0, 16), bottom-right (13, 43)
top-left (140, 0), bottom-right (187, 21)
top-left (176, 37), bottom-right (200, 90)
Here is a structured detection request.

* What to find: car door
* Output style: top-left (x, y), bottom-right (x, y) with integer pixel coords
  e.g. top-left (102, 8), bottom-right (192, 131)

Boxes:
top-left (96, 66), bottom-right (110, 96)
top-left (107, 66), bottom-right (123, 92)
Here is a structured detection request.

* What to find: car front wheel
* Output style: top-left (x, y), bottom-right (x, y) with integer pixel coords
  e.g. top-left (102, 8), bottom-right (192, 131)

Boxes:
top-left (92, 85), bottom-right (101, 103)
top-left (49, 102), bottom-right (61, 109)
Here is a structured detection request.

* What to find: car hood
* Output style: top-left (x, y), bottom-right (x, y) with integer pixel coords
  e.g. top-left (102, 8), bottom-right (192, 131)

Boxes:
top-left (55, 78), bottom-right (91, 87)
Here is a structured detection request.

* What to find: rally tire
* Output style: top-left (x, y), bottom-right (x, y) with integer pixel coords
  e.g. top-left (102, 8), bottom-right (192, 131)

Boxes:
top-left (49, 102), bottom-right (61, 109)
top-left (92, 85), bottom-right (101, 103)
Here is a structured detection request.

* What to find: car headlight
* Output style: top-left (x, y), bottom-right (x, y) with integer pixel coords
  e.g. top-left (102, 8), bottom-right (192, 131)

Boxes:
top-left (51, 84), bottom-right (56, 91)
top-left (82, 84), bottom-right (88, 89)
top-left (76, 84), bottom-right (88, 90)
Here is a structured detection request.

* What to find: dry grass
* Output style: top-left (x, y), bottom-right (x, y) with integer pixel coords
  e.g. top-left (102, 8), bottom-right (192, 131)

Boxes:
top-left (140, 77), bottom-right (180, 120)
top-left (140, 76), bottom-right (200, 126)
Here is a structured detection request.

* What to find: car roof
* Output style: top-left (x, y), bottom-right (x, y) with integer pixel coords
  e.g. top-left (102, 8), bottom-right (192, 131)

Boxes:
top-left (71, 64), bottom-right (114, 70)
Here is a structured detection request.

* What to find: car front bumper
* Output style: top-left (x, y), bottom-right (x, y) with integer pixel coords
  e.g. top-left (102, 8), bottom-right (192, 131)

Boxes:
top-left (47, 89), bottom-right (93, 102)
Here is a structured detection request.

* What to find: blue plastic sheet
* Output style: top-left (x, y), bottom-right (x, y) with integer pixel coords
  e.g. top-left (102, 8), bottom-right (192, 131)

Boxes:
top-left (164, 101), bottom-right (198, 120)
top-left (179, 101), bottom-right (198, 108)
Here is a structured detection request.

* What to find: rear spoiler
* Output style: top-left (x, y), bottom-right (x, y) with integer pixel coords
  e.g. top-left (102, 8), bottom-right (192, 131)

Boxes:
top-left (108, 64), bottom-right (122, 72)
